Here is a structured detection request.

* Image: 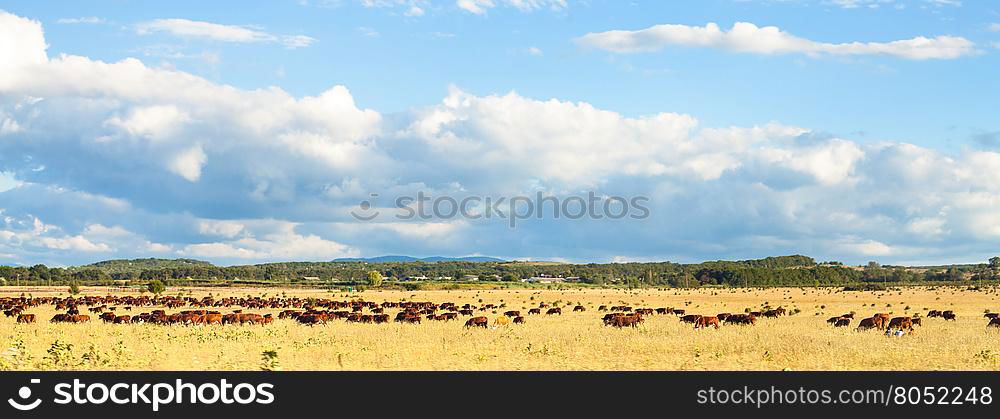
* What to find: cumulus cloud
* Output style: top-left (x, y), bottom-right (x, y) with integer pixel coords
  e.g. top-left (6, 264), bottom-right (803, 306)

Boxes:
top-left (577, 21), bottom-right (976, 59)
top-left (135, 18), bottom-right (316, 49)
top-left (3, 10), bottom-right (1000, 266)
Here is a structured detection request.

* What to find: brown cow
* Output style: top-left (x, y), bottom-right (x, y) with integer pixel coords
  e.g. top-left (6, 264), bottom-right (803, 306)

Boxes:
top-left (887, 317), bottom-right (914, 331)
top-left (856, 317), bottom-right (878, 331)
top-left (16, 314), bottom-right (35, 324)
top-left (694, 316), bottom-right (720, 329)
top-left (725, 314), bottom-right (756, 325)
top-left (834, 317), bottom-right (851, 327)
top-left (465, 316), bottom-right (488, 328)
top-left (504, 310), bottom-right (520, 317)
top-left (679, 314), bottom-right (702, 324)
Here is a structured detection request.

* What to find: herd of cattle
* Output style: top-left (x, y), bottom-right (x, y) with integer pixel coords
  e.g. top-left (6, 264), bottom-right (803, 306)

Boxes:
top-left (3, 295), bottom-right (1000, 331)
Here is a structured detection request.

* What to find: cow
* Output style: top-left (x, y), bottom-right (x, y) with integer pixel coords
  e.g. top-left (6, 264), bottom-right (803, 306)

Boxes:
top-left (985, 313), bottom-right (999, 320)
top-left (16, 314), bottom-right (35, 324)
top-left (513, 316), bottom-right (525, 324)
top-left (573, 305), bottom-right (586, 312)
top-left (725, 314), bottom-right (756, 325)
top-left (887, 317), bottom-right (914, 331)
top-left (856, 317), bottom-right (878, 331)
top-left (679, 314), bottom-right (703, 324)
top-left (504, 310), bottom-right (520, 318)
top-left (942, 311), bottom-right (957, 321)
top-left (606, 314), bottom-right (643, 328)
top-left (528, 308), bottom-right (541, 315)
top-left (927, 310), bottom-right (942, 318)
top-left (717, 313), bottom-right (731, 321)
top-left (989, 318), bottom-right (1000, 328)
top-left (465, 316), bottom-right (488, 328)
top-left (910, 317), bottom-right (922, 327)
top-left (694, 316), bottom-right (720, 329)
top-left (493, 316), bottom-right (511, 327)
top-left (546, 308), bottom-right (562, 315)
top-left (113, 315), bottom-right (131, 324)
top-left (834, 317), bottom-right (851, 327)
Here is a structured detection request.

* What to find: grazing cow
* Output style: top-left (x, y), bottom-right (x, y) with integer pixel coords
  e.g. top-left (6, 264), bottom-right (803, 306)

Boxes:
top-left (656, 308), bottom-right (671, 315)
top-left (546, 308), bottom-right (561, 315)
top-left (528, 308), bottom-right (541, 315)
top-left (910, 317), bottom-right (922, 327)
top-left (513, 316), bottom-right (525, 324)
top-left (988, 318), bottom-right (1000, 328)
top-left (694, 316), bottom-right (720, 329)
top-left (16, 314), bottom-right (36, 324)
top-left (493, 316), bottom-right (511, 327)
top-left (465, 316), bottom-right (488, 328)
top-left (827, 316), bottom-right (841, 325)
top-left (458, 309), bottom-right (474, 316)
top-left (834, 318), bottom-right (851, 327)
top-left (927, 310), bottom-right (942, 318)
top-left (725, 314), bottom-right (756, 325)
top-left (887, 317), bottom-right (914, 331)
top-left (679, 314), bottom-right (703, 324)
top-left (606, 314), bottom-right (643, 328)
top-left (504, 310), bottom-right (520, 318)
top-left (673, 309), bottom-right (685, 316)
top-left (942, 311), bottom-right (957, 321)
top-left (856, 318), bottom-right (878, 331)
top-left (716, 313), bottom-right (731, 321)
top-left (598, 305), bottom-right (608, 312)
top-left (573, 305), bottom-right (586, 312)
top-left (113, 315), bottom-right (131, 324)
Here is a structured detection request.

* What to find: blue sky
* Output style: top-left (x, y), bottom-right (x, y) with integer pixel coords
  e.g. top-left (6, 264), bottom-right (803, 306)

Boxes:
top-left (1, 1), bottom-right (999, 266)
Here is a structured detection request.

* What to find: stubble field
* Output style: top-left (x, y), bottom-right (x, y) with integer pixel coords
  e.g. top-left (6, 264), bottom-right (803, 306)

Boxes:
top-left (1, 285), bottom-right (998, 371)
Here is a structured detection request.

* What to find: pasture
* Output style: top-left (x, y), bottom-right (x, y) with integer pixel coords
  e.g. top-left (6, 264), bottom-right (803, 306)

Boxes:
top-left (1, 285), bottom-right (999, 371)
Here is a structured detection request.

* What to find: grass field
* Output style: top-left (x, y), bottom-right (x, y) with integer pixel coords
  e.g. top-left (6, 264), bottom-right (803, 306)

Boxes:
top-left (1, 285), bottom-right (999, 371)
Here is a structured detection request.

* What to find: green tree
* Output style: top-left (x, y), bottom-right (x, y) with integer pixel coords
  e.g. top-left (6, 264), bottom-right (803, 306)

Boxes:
top-left (501, 273), bottom-right (521, 282)
top-left (989, 257), bottom-right (1000, 269)
top-left (147, 279), bottom-right (167, 295)
top-left (68, 282), bottom-right (80, 295)
top-left (366, 270), bottom-right (384, 287)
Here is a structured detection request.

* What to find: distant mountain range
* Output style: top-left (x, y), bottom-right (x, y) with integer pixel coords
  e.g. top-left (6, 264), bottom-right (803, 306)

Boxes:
top-left (332, 255), bottom-right (505, 263)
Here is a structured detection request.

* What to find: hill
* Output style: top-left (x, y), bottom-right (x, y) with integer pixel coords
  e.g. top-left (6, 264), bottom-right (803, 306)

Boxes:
top-left (333, 256), bottom-right (505, 263)
top-left (80, 258), bottom-right (214, 274)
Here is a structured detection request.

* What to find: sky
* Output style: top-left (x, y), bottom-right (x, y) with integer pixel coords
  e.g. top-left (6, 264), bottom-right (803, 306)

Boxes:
top-left (0, 0), bottom-right (999, 267)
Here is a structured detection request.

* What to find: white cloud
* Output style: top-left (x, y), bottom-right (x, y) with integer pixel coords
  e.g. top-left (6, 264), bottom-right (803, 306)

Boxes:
top-left (56, 17), bottom-right (106, 25)
top-left (457, 0), bottom-right (566, 14)
top-left (135, 18), bottom-right (316, 49)
top-left (168, 144), bottom-right (208, 182)
top-left (179, 221), bottom-right (357, 260)
top-left (988, 23), bottom-right (1000, 33)
top-left (577, 21), bottom-right (976, 60)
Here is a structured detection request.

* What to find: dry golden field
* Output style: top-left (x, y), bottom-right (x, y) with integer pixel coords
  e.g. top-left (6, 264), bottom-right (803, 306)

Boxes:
top-left (1, 285), bottom-right (999, 371)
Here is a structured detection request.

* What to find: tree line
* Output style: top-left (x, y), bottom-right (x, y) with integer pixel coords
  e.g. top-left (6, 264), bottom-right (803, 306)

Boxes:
top-left (1, 255), bottom-right (998, 288)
